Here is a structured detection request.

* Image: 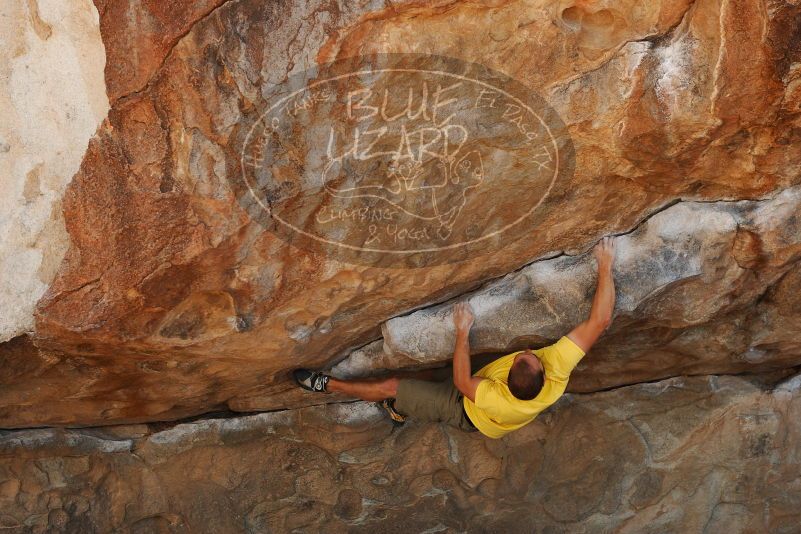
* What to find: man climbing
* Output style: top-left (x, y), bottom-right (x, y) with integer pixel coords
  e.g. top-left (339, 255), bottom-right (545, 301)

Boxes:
top-left (293, 237), bottom-right (616, 439)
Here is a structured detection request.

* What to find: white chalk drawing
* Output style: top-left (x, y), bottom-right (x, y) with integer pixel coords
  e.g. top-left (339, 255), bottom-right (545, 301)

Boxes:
top-left (237, 55), bottom-right (571, 263)
top-left (321, 122), bottom-right (484, 240)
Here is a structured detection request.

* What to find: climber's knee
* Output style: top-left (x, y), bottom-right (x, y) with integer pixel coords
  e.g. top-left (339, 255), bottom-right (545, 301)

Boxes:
top-left (382, 377), bottom-right (400, 398)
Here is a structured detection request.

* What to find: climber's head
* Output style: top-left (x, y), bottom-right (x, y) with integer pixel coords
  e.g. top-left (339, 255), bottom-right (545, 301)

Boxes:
top-left (508, 350), bottom-right (544, 400)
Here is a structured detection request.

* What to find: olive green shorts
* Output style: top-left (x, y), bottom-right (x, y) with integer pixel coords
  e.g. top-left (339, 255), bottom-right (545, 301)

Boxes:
top-left (394, 379), bottom-right (477, 432)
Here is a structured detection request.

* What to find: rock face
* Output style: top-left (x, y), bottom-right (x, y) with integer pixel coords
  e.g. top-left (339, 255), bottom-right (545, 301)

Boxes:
top-left (0, 0), bottom-right (108, 343)
top-left (334, 188), bottom-right (801, 391)
top-left (1, 373), bottom-right (799, 532)
top-left (93, 0), bottom-right (227, 103)
top-left (0, 0), bottom-right (798, 428)
top-left (2, 2), bottom-right (801, 531)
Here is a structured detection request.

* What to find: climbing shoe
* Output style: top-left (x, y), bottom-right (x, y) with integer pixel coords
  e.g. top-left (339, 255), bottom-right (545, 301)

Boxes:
top-left (380, 398), bottom-right (406, 424)
top-left (293, 369), bottom-right (330, 393)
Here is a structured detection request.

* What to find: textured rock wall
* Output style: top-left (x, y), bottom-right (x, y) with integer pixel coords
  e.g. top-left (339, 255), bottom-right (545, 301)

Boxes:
top-left (0, 0), bottom-right (108, 342)
top-left (1, 2), bottom-right (801, 530)
top-left (334, 188), bottom-right (801, 390)
top-left (0, 372), bottom-right (799, 532)
top-left (0, 0), bottom-right (798, 428)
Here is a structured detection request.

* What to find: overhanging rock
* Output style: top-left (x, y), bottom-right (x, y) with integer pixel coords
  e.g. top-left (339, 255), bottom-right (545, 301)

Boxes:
top-left (334, 188), bottom-right (801, 391)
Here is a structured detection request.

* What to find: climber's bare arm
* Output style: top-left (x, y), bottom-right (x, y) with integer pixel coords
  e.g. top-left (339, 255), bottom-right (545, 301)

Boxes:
top-left (452, 302), bottom-right (484, 402)
top-left (567, 237), bottom-right (617, 353)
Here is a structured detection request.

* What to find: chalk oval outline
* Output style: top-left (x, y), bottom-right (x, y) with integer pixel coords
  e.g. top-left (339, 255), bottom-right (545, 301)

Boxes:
top-left (240, 56), bottom-right (564, 254)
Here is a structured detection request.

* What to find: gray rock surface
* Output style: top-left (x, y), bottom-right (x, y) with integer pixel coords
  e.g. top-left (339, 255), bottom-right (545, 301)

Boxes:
top-left (0, 372), bottom-right (798, 533)
top-left (332, 188), bottom-right (801, 392)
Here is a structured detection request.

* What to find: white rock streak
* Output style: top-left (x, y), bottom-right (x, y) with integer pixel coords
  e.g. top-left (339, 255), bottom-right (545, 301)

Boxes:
top-left (0, 0), bottom-right (109, 341)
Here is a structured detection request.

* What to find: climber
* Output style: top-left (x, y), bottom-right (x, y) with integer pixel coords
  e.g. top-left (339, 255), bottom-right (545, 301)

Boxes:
top-left (293, 237), bottom-right (617, 439)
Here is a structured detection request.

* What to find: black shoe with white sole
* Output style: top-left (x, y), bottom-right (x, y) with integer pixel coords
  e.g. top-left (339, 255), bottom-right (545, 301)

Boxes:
top-left (380, 398), bottom-right (406, 425)
top-left (293, 369), bottom-right (330, 393)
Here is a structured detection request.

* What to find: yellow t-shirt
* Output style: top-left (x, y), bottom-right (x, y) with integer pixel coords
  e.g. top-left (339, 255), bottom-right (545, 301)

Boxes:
top-left (463, 336), bottom-right (585, 439)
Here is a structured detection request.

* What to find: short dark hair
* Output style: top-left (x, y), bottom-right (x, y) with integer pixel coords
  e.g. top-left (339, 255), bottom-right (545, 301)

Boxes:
top-left (508, 359), bottom-right (544, 400)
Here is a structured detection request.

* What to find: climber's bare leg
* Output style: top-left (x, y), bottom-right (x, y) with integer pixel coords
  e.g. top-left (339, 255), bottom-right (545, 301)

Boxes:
top-left (326, 377), bottom-right (399, 402)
